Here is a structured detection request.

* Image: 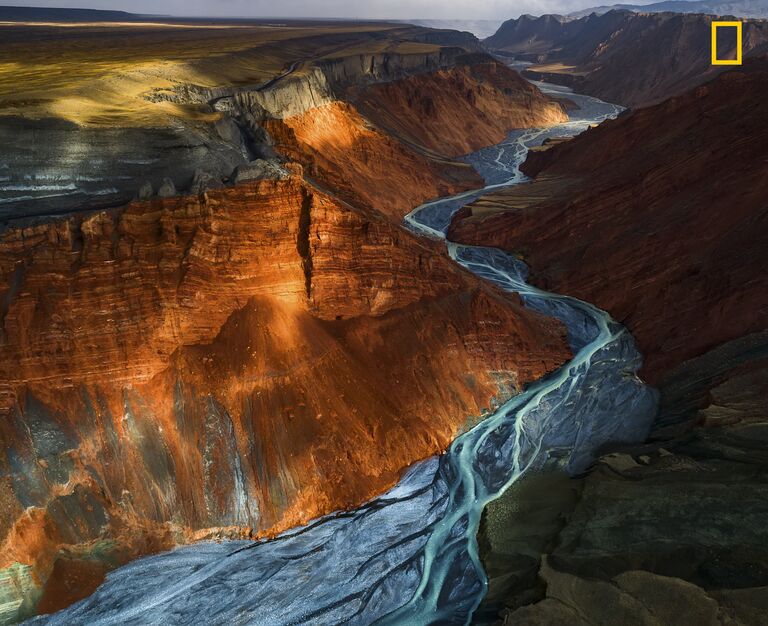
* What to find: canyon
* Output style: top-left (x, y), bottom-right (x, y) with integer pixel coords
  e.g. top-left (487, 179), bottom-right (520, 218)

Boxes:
top-left (3, 5), bottom-right (767, 625)
top-left (0, 16), bottom-right (572, 623)
top-left (449, 59), bottom-right (768, 383)
top-left (0, 175), bottom-right (569, 621)
top-left (266, 57), bottom-right (565, 220)
top-left (449, 61), bottom-right (768, 624)
top-left (0, 20), bottom-right (482, 222)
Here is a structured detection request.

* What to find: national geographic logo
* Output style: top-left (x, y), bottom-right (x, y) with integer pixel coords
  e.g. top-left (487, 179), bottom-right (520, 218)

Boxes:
top-left (711, 21), bottom-right (743, 66)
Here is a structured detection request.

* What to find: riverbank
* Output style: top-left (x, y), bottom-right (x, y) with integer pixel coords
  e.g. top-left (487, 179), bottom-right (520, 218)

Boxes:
top-left (29, 79), bottom-right (658, 626)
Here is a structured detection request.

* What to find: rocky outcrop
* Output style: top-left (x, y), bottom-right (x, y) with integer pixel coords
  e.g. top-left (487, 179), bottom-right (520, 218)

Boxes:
top-left (351, 58), bottom-right (568, 157)
top-left (0, 116), bottom-right (249, 225)
top-left (449, 61), bottom-right (768, 384)
top-left (212, 48), bottom-right (479, 121)
top-left (264, 102), bottom-right (482, 221)
top-left (485, 10), bottom-right (768, 107)
top-left (232, 159), bottom-right (289, 184)
top-left (484, 13), bottom-right (579, 55)
top-left (0, 175), bottom-right (570, 621)
top-left (224, 66), bottom-right (336, 121)
top-left (257, 59), bottom-right (565, 221)
top-left (319, 47), bottom-right (474, 91)
top-left (478, 331), bottom-right (768, 624)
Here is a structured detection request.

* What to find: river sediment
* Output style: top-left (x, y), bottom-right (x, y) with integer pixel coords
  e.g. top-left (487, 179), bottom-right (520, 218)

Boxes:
top-left (31, 80), bottom-right (658, 626)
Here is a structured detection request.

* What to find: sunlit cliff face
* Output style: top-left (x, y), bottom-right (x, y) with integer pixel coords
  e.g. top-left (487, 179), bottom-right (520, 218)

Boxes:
top-left (266, 101), bottom-right (481, 221)
top-left (0, 17), bottom-right (574, 619)
top-left (0, 175), bottom-right (570, 616)
top-left (266, 62), bottom-right (566, 221)
top-left (353, 62), bottom-right (568, 156)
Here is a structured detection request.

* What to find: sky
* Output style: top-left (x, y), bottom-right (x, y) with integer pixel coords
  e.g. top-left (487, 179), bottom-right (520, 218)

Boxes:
top-left (8, 0), bottom-right (666, 20)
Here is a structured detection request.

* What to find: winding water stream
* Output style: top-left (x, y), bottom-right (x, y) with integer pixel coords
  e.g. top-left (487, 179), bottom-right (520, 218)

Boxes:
top-left (33, 82), bottom-right (657, 626)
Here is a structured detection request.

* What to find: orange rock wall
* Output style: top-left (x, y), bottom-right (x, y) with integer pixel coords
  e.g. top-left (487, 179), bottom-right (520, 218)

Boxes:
top-left (265, 102), bottom-right (481, 221)
top-left (0, 177), bottom-right (569, 612)
top-left (265, 63), bottom-right (566, 221)
top-left (352, 61), bottom-right (568, 156)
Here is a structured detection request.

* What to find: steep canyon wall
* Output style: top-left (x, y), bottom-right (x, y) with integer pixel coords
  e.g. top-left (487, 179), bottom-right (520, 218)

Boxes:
top-left (0, 31), bottom-right (570, 621)
top-left (450, 62), bottom-right (768, 383)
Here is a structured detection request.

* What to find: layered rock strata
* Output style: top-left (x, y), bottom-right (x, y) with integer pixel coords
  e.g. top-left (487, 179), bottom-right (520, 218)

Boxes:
top-left (450, 61), bottom-right (768, 383)
top-left (259, 60), bottom-right (566, 221)
top-left (0, 175), bottom-right (570, 620)
top-left (263, 102), bottom-right (481, 221)
top-left (351, 57), bottom-right (568, 157)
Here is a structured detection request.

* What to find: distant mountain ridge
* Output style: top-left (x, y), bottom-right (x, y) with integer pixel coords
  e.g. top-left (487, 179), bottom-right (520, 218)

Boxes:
top-left (569, 0), bottom-right (768, 18)
top-left (0, 5), bottom-right (142, 21)
top-left (484, 10), bottom-right (768, 106)
top-left (404, 19), bottom-right (504, 39)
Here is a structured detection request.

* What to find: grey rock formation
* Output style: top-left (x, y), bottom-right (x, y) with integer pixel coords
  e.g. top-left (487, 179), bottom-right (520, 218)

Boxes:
top-left (189, 169), bottom-right (222, 195)
top-left (0, 116), bottom-right (249, 226)
top-left (136, 181), bottom-right (153, 200)
top-left (156, 178), bottom-right (176, 198)
top-left (222, 49), bottom-right (471, 124)
top-left (213, 117), bottom-right (248, 153)
top-left (318, 48), bottom-right (467, 90)
top-left (478, 330), bottom-right (768, 625)
top-left (232, 160), bottom-right (289, 184)
top-left (231, 67), bottom-right (334, 121)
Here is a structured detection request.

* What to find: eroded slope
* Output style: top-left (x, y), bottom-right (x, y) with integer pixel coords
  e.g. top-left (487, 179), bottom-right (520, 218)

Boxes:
top-left (0, 174), bottom-right (570, 619)
top-left (450, 61), bottom-right (768, 383)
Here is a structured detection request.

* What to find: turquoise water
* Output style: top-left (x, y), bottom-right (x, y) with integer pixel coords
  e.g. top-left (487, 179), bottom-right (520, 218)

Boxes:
top-left (33, 84), bottom-right (656, 626)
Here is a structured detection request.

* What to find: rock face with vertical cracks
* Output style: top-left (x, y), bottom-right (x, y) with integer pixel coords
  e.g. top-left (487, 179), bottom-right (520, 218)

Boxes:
top-left (449, 61), bottom-right (768, 384)
top-left (0, 175), bottom-right (570, 618)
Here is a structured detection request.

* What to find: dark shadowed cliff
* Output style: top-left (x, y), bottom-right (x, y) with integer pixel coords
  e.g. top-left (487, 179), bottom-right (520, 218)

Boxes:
top-left (450, 60), bottom-right (768, 384)
top-left (457, 60), bottom-right (768, 626)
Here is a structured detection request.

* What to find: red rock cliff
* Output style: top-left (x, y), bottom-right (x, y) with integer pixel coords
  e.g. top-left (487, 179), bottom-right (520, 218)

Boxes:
top-left (0, 175), bottom-right (570, 614)
top-left (351, 60), bottom-right (568, 156)
top-left (265, 61), bottom-right (567, 221)
top-left (449, 61), bottom-right (768, 383)
top-left (264, 102), bottom-right (482, 222)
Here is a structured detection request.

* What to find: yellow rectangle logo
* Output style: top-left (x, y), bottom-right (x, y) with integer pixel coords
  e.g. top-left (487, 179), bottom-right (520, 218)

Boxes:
top-left (711, 21), bottom-right (743, 65)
